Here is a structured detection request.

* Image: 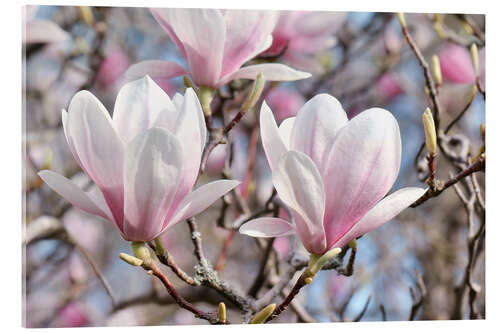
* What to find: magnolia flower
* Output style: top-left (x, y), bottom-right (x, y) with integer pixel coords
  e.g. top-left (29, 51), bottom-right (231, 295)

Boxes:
top-left (240, 94), bottom-right (426, 254)
top-left (39, 76), bottom-right (239, 242)
top-left (263, 11), bottom-right (347, 74)
top-left (126, 8), bottom-right (311, 88)
top-left (439, 44), bottom-right (485, 84)
top-left (23, 5), bottom-right (70, 44)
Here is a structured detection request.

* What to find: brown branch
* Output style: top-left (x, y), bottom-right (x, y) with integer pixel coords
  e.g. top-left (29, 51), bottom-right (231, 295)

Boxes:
top-left (399, 14), bottom-right (442, 131)
top-left (139, 258), bottom-right (219, 324)
top-left (411, 155), bottom-right (485, 208)
top-left (408, 272), bottom-right (426, 320)
top-left (148, 242), bottom-right (197, 286)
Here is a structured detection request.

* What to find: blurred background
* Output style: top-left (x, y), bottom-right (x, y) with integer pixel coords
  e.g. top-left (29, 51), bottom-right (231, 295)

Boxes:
top-left (22, 6), bottom-right (485, 327)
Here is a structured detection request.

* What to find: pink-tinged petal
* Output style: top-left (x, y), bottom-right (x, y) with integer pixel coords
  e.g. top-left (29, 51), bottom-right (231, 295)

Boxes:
top-left (125, 60), bottom-right (187, 81)
top-left (113, 75), bottom-right (177, 144)
top-left (239, 217), bottom-right (296, 237)
top-left (332, 187), bottom-right (426, 248)
top-left (290, 94), bottom-right (348, 173)
top-left (150, 8), bottom-right (226, 87)
top-left (273, 151), bottom-right (326, 254)
top-left (123, 127), bottom-right (183, 241)
top-left (161, 88), bottom-right (207, 219)
top-left (38, 170), bottom-right (110, 221)
top-left (65, 91), bottom-right (125, 226)
top-left (221, 63), bottom-right (311, 87)
top-left (278, 117), bottom-right (296, 149)
top-left (220, 10), bottom-right (278, 78)
top-left (260, 101), bottom-right (288, 171)
top-left (439, 44), bottom-right (475, 84)
top-left (25, 19), bottom-right (70, 44)
top-left (168, 180), bottom-right (241, 229)
top-left (322, 108), bottom-right (402, 249)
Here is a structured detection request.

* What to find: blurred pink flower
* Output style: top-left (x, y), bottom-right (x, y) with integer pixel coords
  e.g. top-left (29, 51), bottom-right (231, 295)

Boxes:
top-left (57, 303), bottom-right (89, 327)
top-left (376, 73), bottom-right (402, 101)
top-left (96, 50), bottom-right (130, 88)
top-left (264, 11), bottom-right (347, 74)
top-left (439, 44), bottom-right (485, 84)
top-left (240, 94), bottom-right (425, 254)
top-left (39, 76), bottom-right (239, 242)
top-left (266, 86), bottom-right (305, 124)
top-left (126, 9), bottom-right (311, 88)
top-left (23, 5), bottom-right (70, 44)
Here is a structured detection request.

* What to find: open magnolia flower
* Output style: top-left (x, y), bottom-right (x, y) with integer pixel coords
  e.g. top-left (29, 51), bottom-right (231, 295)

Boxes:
top-left (39, 76), bottom-right (240, 242)
top-left (264, 11), bottom-right (347, 74)
top-left (240, 94), bottom-right (426, 254)
top-left (126, 8), bottom-right (311, 88)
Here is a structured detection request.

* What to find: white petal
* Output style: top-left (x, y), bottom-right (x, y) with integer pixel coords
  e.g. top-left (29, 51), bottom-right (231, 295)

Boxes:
top-left (38, 170), bottom-right (109, 221)
top-left (168, 180), bottom-right (241, 229)
top-left (332, 187), bottom-right (426, 248)
top-left (239, 217), bottom-right (296, 237)
top-left (290, 94), bottom-right (348, 173)
top-left (113, 75), bottom-right (177, 144)
top-left (322, 108), bottom-right (402, 248)
top-left (125, 60), bottom-right (187, 81)
top-left (65, 91), bottom-right (124, 221)
top-left (260, 101), bottom-right (288, 171)
top-left (273, 151), bottom-right (326, 254)
top-left (25, 19), bottom-right (70, 44)
top-left (278, 117), bottom-right (296, 149)
top-left (221, 63), bottom-right (311, 86)
top-left (123, 127), bottom-right (183, 241)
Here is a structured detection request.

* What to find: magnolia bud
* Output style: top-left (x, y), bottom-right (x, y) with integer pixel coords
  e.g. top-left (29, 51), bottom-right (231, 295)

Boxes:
top-left (198, 87), bottom-right (215, 117)
top-left (470, 43), bottom-right (479, 77)
top-left (308, 247), bottom-right (342, 275)
top-left (241, 73), bottom-right (265, 112)
top-left (431, 55), bottom-right (442, 86)
top-left (78, 6), bottom-right (94, 26)
top-left (218, 302), bottom-right (226, 324)
top-left (154, 237), bottom-right (166, 256)
top-left (119, 253), bottom-right (143, 266)
top-left (480, 123), bottom-right (485, 142)
top-left (422, 108), bottom-right (437, 155)
top-left (250, 304), bottom-right (276, 324)
top-left (397, 13), bottom-right (406, 27)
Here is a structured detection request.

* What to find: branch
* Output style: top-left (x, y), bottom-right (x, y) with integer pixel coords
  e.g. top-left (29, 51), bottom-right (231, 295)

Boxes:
top-left (411, 155), bottom-right (485, 207)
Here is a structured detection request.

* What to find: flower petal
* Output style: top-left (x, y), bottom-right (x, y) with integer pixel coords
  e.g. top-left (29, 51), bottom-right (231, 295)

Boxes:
top-left (168, 180), bottom-right (241, 229)
top-left (273, 151), bottom-right (326, 254)
top-left (65, 91), bottom-right (125, 225)
top-left (113, 75), bottom-right (177, 144)
top-left (123, 127), bottom-right (183, 241)
top-left (25, 19), bottom-right (70, 44)
top-left (125, 60), bottom-right (187, 81)
top-left (260, 101), bottom-right (288, 171)
top-left (220, 10), bottom-right (278, 78)
top-left (38, 170), bottom-right (110, 221)
top-left (322, 108), bottom-right (402, 248)
top-left (332, 187), bottom-right (426, 248)
top-left (290, 94), bottom-right (348, 172)
top-left (150, 8), bottom-right (226, 87)
top-left (278, 117), bottom-right (295, 149)
top-left (239, 217), bottom-right (296, 237)
top-left (159, 88), bottom-right (207, 218)
top-left (221, 63), bottom-right (311, 86)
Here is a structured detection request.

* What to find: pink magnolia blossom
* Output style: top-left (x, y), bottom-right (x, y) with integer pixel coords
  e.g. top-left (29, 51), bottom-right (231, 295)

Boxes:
top-left (23, 5), bottom-right (70, 44)
top-left (126, 9), bottom-right (311, 88)
top-left (376, 72), bottom-right (402, 101)
top-left (96, 49), bottom-right (130, 88)
top-left (240, 94), bottom-right (425, 254)
top-left (439, 44), bottom-right (485, 84)
top-left (39, 76), bottom-right (239, 242)
top-left (264, 11), bottom-right (347, 74)
top-left (266, 86), bottom-right (305, 124)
